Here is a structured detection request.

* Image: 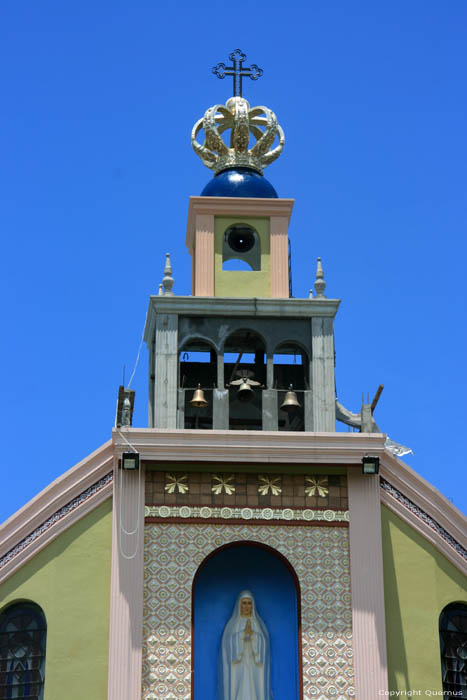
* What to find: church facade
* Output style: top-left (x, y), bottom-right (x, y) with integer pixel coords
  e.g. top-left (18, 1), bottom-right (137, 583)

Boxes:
top-left (1, 51), bottom-right (466, 700)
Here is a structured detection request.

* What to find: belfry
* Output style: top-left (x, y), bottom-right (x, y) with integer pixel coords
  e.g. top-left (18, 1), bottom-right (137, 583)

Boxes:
top-left (0, 50), bottom-right (465, 700)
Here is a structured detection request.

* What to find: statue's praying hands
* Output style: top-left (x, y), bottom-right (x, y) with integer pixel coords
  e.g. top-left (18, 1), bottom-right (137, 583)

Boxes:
top-left (244, 619), bottom-right (252, 638)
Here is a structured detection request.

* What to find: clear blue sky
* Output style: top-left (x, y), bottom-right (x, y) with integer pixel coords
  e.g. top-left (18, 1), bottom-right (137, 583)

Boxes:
top-left (1, 0), bottom-right (466, 521)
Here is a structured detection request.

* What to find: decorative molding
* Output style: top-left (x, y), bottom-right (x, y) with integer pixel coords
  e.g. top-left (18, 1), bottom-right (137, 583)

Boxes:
top-left (380, 452), bottom-right (467, 575)
top-left (0, 442), bottom-right (114, 583)
top-left (114, 428), bottom-right (386, 465)
top-left (144, 504), bottom-right (349, 524)
top-left (0, 473), bottom-right (112, 571)
top-left (143, 296), bottom-right (341, 345)
top-left (165, 473), bottom-right (189, 494)
top-left (380, 452), bottom-right (466, 550)
top-left (258, 475), bottom-right (282, 495)
top-left (305, 476), bottom-right (329, 497)
top-left (380, 479), bottom-right (467, 572)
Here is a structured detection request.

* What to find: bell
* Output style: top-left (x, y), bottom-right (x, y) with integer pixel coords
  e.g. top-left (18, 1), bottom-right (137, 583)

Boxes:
top-left (237, 380), bottom-right (255, 403)
top-left (280, 385), bottom-right (301, 412)
top-left (190, 384), bottom-right (208, 408)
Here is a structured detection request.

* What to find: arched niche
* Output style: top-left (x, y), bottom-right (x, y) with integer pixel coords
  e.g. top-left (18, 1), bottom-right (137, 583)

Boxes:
top-left (273, 341), bottom-right (310, 390)
top-left (222, 223), bottom-right (261, 271)
top-left (193, 542), bottom-right (301, 700)
top-left (179, 338), bottom-right (217, 429)
top-left (179, 337), bottom-right (218, 389)
top-left (224, 329), bottom-right (266, 430)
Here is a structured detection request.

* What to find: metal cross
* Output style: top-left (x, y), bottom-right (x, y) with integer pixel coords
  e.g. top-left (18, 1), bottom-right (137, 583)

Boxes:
top-left (212, 49), bottom-right (263, 97)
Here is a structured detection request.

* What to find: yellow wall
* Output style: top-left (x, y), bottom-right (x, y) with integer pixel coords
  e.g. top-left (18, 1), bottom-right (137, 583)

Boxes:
top-left (214, 215), bottom-right (270, 297)
top-left (382, 505), bottom-right (467, 693)
top-left (0, 499), bottom-right (112, 699)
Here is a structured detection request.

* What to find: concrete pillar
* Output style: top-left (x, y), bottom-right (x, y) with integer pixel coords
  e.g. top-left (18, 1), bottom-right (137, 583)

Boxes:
top-left (107, 463), bottom-right (145, 700)
top-left (177, 388), bottom-right (185, 429)
top-left (262, 389), bottom-right (278, 431)
top-left (304, 389), bottom-right (313, 431)
top-left (347, 469), bottom-right (388, 698)
top-left (148, 337), bottom-right (155, 428)
top-left (213, 389), bottom-right (229, 429)
top-left (266, 352), bottom-right (274, 389)
top-left (154, 313), bottom-right (178, 429)
top-left (311, 317), bottom-right (335, 431)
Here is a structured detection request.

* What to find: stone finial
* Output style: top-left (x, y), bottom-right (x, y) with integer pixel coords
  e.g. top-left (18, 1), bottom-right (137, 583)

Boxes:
top-left (314, 257), bottom-right (326, 298)
top-left (162, 253), bottom-right (174, 296)
top-left (158, 283), bottom-right (164, 296)
top-left (308, 289), bottom-right (313, 299)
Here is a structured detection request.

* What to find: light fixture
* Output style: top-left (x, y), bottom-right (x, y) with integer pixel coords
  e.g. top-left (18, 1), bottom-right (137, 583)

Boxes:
top-left (362, 456), bottom-right (380, 475)
top-left (121, 452), bottom-right (140, 470)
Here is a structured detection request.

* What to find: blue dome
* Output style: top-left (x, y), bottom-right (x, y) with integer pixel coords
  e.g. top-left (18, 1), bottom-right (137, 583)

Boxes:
top-left (201, 167), bottom-right (278, 198)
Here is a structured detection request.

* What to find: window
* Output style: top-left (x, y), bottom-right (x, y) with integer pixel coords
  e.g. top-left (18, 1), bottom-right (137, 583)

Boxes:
top-left (439, 602), bottom-right (467, 699)
top-left (0, 602), bottom-right (47, 700)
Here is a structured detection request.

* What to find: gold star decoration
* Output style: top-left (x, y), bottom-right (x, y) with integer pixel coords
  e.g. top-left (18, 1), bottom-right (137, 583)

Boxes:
top-left (258, 476), bottom-right (282, 496)
top-left (211, 475), bottom-right (236, 495)
top-left (165, 474), bottom-right (189, 494)
top-left (305, 476), bottom-right (328, 498)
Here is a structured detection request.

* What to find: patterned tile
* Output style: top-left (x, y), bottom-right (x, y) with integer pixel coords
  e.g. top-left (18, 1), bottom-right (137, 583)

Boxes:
top-left (142, 524), bottom-right (354, 699)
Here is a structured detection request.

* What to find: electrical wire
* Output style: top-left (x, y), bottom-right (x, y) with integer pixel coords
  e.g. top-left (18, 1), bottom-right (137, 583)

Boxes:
top-left (127, 311), bottom-right (148, 389)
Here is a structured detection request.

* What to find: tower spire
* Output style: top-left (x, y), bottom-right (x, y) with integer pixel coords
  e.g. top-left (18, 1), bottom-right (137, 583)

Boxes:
top-left (314, 257), bottom-right (326, 298)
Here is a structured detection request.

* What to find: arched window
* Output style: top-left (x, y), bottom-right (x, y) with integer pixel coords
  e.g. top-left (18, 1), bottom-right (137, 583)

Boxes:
top-left (439, 602), bottom-right (467, 698)
top-left (0, 601), bottom-right (47, 699)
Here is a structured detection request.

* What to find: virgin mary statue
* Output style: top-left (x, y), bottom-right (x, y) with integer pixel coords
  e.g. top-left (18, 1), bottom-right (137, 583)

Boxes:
top-left (218, 590), bottom-right (272, 700)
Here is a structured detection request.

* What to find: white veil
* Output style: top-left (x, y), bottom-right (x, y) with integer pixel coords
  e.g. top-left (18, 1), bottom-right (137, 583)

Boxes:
top-left (218, 590), bottom-right (272, 700)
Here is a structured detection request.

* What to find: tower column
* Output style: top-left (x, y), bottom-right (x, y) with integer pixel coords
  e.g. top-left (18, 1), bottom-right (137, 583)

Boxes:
top-left (311, 316), bottom-right (335, 431)
top-left (107, 462), bottom-right (145, 700)
top-left (347, 470), bottom-right (389, 698)
top-left (154, 313), bottom-right (178, 428)
top-left (270, 215), bottom-right (289, 297)
top-left (193, 213), bottom-right (214, 296)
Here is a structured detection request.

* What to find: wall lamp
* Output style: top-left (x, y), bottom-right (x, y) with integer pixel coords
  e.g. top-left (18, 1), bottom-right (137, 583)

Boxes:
top-left (121, 452), bottom-right (140, 470)
top-left (362, 456), bottom-right (380, 475)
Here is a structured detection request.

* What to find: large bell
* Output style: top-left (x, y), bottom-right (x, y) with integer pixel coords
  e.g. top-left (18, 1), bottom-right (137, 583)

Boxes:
top-left (237, 380), bottom-right (255, 403)
top-left (280, 385), bottom-right (301, 412)
top-left (190, 384), bottom-right (208, 408)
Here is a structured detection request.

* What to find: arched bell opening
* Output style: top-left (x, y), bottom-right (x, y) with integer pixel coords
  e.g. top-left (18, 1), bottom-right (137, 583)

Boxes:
top-left (222, 223), bottom-right (261, 271)
top-left (192, 541), bottom-right (301, 700)
top-left (273, 342), bottom-right (310, 432)
top-left (179, 338), bottom-right (217, 430)
top-left (224, 329), bottom-right (266, 430)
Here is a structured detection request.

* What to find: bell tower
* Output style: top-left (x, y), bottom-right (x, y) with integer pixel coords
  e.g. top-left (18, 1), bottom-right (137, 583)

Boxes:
top-left (144, 51), bottom-right (339, 433)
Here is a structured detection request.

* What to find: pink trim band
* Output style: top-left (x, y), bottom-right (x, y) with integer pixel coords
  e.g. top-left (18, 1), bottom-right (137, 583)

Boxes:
top-left (107, 464), bottom-right (145, 700)
top-left (348, 470), bottom-right (388, 698)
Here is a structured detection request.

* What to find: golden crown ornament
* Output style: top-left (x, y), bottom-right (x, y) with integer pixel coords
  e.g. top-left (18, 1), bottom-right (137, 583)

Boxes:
top-left (191, 96), bottom-right (285, 175)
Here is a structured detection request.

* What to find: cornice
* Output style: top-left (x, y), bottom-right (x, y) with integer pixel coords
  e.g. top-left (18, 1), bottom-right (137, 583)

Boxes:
top-left (380, 451), bottom-right (467, 574)
top-left (380, 451), bottom-right (466, 550)
top-left (186, 196), bottom-right (295, 250)
top-left (143, 295), bottom-right (341, 343)
top-left (113, 428), bottom-right (386, 464)
top-left (0, 441), bottom-right (114, 583)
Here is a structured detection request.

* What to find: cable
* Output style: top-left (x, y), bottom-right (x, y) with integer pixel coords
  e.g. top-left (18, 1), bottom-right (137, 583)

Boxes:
top-left (127, 311), bottom-right (148, 389)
